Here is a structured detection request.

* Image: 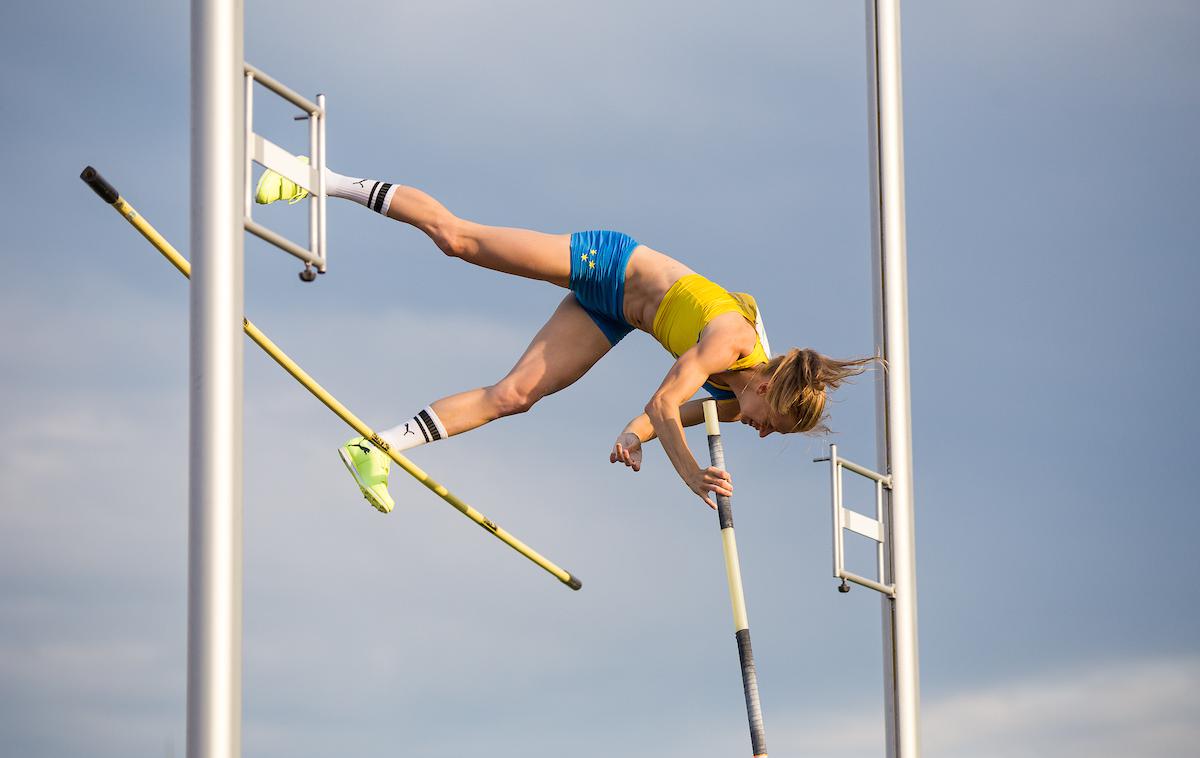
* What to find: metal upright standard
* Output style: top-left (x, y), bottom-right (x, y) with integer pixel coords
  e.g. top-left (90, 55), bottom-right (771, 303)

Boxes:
top-left (188, 1), bottom-right (332, 754)
top-left (814, 3), bottom-right (921, 757)
top-left (190, 3), bottom-right (243, 758)
top-left (703, 400), bottom-right (768, 758)
top-left (866, 2), bottom-right (921, 756)
top-left (810, 2), bottom-right (924, 757)
top-left (182, 1), bottom-right (582, 756)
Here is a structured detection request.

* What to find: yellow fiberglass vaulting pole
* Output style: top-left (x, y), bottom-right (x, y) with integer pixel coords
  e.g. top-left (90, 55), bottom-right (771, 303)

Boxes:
top-left (703, 399), bottom-right (768, 758)
top-left (81, 166), bottom-right (581, 591)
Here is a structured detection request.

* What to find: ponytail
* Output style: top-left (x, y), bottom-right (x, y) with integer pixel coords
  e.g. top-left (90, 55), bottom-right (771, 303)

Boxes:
top-left (762, 348), bottom-right (879, 434)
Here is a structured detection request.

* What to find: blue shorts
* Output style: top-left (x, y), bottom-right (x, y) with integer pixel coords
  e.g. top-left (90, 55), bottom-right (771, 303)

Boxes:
top-left (569, 230), bottom-right (639, 345)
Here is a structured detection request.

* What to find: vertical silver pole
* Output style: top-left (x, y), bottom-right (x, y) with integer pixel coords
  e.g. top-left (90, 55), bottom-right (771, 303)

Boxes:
top-left (243, 71), bottom-right (253, 222)
top-left (866, 1), bottom-right (921, 757)
top-left (307, 102), bottom-right (318, 263)
top-left (316, 93), bottom-right (327, 273)
top-left (189, 2), bottom-right (244, 758)
top-left (829, 444), bottom-right (842, 580)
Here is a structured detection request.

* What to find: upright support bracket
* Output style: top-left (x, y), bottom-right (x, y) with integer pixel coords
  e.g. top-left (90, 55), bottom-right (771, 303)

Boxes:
top-left (242, 62), bottom-right (327, 280)
top-left (814, 444), bottom-right (895, 597)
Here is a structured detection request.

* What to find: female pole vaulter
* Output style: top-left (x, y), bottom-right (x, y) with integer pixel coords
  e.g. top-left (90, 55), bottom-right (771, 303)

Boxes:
top-left (255, 165), bottom-right (872, 514)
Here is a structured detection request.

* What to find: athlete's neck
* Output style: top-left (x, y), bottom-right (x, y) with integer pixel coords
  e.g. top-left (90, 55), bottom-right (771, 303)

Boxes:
top-left (721, 367), bottom-right (764, 399)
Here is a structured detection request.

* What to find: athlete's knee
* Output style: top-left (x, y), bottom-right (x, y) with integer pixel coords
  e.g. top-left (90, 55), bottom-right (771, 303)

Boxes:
top-left (426, 213), bottom-right (472, 259)
top-left (485, 381), bottom-right (540, 417)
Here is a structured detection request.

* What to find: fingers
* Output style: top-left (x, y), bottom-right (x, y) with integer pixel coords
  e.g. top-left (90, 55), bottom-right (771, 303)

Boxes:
top-left (609, 444), bottom-right (641, 471)
top-left (703, 467), bottom-right (733, 498)
top-left (706, 466), bottom-right (731, 483)
top-left (610, 443), bottom-right (624, 465)
top-left (706, 483), bottom-right (733, 499)
top-left (688, 466), bottom-right (732, 509)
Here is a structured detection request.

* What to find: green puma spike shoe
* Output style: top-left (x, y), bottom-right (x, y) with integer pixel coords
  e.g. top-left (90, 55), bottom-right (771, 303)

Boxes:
top-left (338, 436), bottom-right (395, 514)
top-left (255, 156), bottom-right (310, 205)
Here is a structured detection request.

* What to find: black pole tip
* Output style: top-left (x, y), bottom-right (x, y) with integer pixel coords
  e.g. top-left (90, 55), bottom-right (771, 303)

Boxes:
top-left (566, 575), bottom-right (582, 591)
top-left (80, 166), bottom-right (119, 204)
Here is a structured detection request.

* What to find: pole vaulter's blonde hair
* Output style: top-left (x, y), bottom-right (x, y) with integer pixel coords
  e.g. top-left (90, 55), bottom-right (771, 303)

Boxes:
top-left (762, 348), bottom-right (879, 434)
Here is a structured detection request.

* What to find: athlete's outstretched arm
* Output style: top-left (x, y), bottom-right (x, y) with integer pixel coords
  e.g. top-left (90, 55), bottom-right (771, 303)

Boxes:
top-left (611, 398), bottom-right (740, 471)
top-left (643, 335), bottom-right (746, 509)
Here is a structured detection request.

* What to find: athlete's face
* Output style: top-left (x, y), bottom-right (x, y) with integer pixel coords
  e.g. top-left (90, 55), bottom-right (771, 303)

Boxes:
top-left (738, 383), bottom-right (799, 438)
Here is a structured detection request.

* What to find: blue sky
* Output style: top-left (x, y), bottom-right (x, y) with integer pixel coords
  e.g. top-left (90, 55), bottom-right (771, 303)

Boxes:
top-left (1, 1), bottom-right (1198, 756)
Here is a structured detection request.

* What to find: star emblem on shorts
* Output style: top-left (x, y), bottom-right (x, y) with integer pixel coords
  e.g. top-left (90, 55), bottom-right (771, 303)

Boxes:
top-left (588, 260), bottom-right (596, 269)
top-left (581, 253), bottom-right (589, 262)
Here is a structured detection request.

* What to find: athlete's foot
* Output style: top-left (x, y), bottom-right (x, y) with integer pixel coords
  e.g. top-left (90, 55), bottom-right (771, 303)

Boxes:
top-left (338, 436), bottom-right (395, 514)
top-left (255, 157), bottom-right (310, 205)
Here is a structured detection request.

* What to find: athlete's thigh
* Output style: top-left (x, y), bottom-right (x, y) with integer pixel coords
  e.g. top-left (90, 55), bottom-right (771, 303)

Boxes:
top-left (458, 221), bottom-right (572, 288)
top-left (501, 293), bottom-right (613, 397)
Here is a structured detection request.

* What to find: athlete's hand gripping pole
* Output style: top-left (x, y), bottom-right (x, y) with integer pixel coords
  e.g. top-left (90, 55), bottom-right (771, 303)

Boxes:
top-left (703, 399), bottom-right (768, 758)
top-left (81, 166), bottom-right (582, 591)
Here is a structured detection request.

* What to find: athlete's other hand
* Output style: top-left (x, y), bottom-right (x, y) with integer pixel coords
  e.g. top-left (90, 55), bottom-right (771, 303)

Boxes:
top-left (610, 433), bottom-right (643, 472)
top-left (688, 466), bottom-right (732, 510)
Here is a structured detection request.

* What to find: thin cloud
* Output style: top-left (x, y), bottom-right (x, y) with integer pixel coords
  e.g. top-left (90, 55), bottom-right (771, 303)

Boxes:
top-left (763, 655), bottom-right (1200, 758)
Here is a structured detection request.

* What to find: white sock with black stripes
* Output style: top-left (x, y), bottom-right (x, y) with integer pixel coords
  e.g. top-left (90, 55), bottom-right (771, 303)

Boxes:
top-left (324, 168), bottom-right (399, 215)
top-left (378, 405), bottom-right (449, 452)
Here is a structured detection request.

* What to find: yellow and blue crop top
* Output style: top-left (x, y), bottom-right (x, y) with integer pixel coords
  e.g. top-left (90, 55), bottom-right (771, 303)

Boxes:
top-left (650, 274), bottom-right (771, 398)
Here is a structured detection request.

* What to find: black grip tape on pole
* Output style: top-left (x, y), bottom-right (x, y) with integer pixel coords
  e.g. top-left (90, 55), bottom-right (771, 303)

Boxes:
top-left (736, 628), bottom-right (768, 757)
top-left (80, 166), bottom-right (120, 204)
top-left (707, 433), bottom-right (735, 530)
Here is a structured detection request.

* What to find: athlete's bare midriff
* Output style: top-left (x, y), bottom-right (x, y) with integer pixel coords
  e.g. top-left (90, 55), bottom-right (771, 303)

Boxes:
top-left (621, 245), bottom-right (696, 332)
